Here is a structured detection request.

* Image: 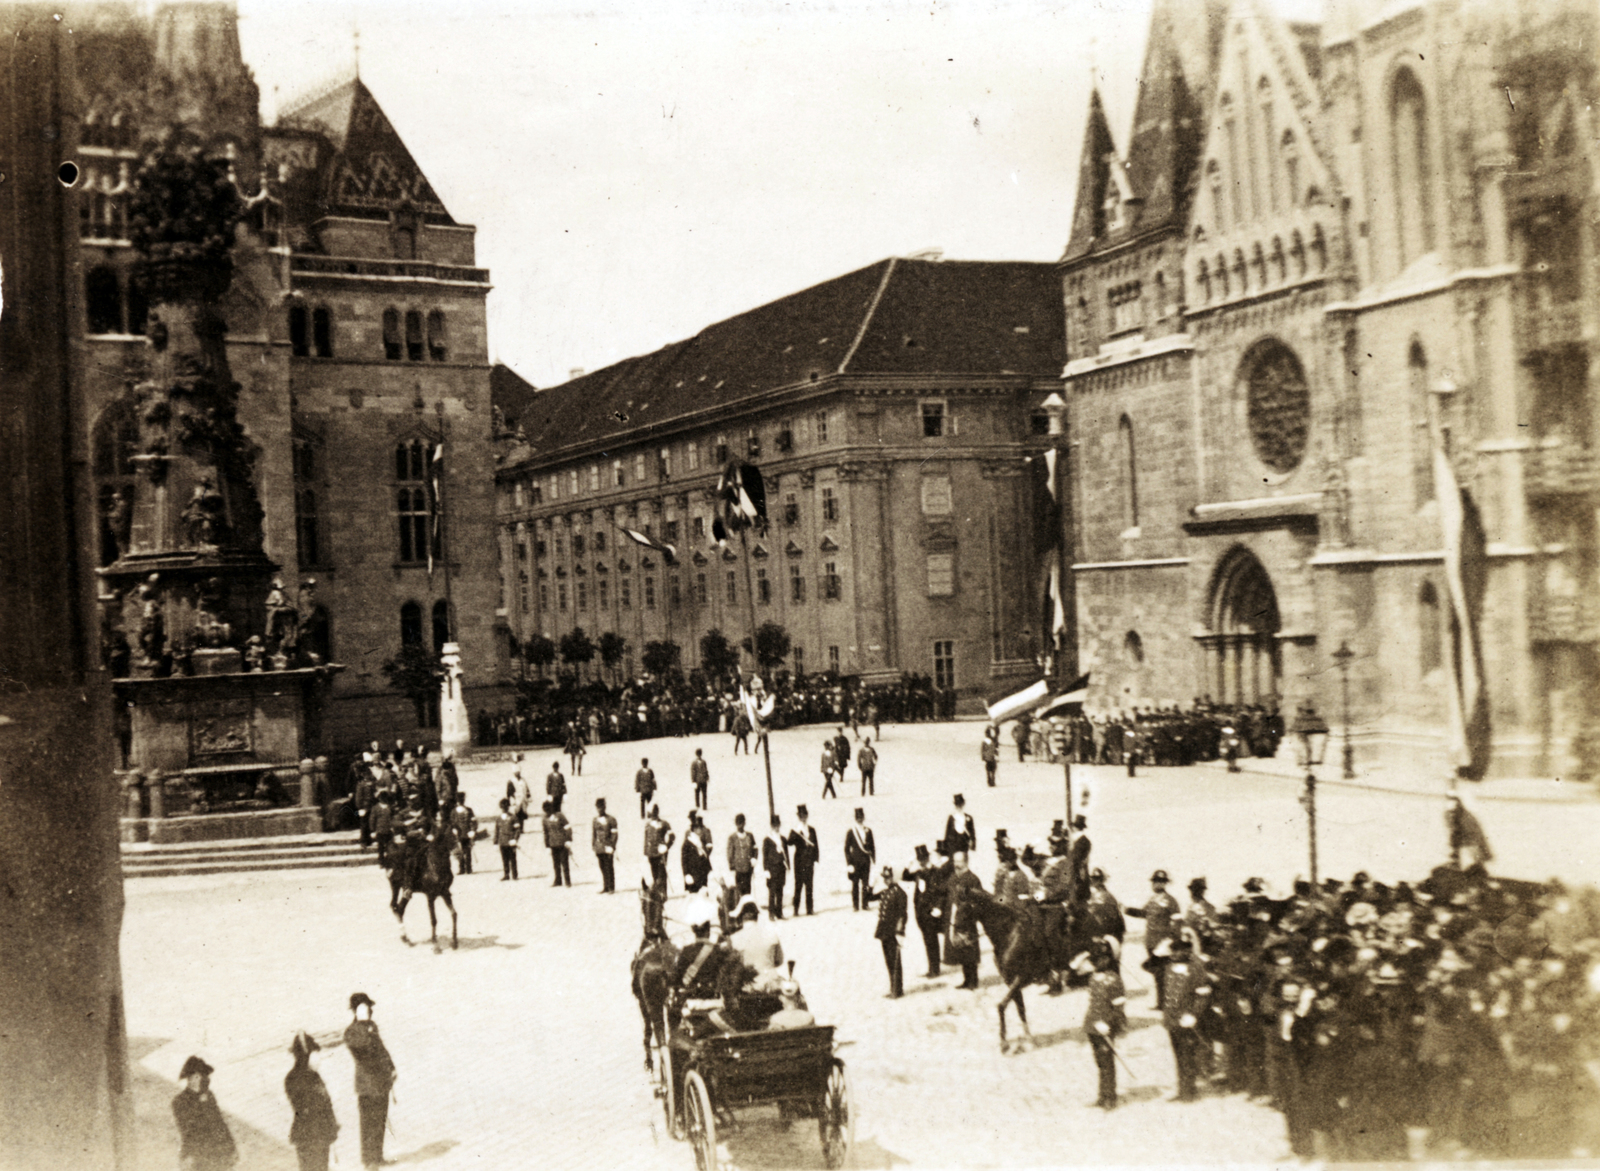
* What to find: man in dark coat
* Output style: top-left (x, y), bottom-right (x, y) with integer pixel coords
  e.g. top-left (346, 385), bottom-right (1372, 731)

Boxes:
top-left (643, 806), bottom-right (674, 891)
top-left (940, 794), bottom-right (975, 858)
top-left (172, 1055), bottom-right (236, 1171)
top-left (344, 992), bottom-right (396, 1171)
top-left (727, 813), bottom-right (756, 897)
top-left (591, 796), bottom-right (618, 893)
top-left (353, 757), bottom-right (376, 849)
top-left (449, 794), bottom-right (476, 876)
top-left (762, 814), bottom-right (789, 919)
top-left (1084, 940), bottom-right (1129, 1109)
top-left (1084, 868), bottom-right (1127, 960)
top-left (1069, 815), bottom-right (1092, 905)
top-left (945, 850), bottom-right (984, 989)
top-left (785, 804), bottom-right (820, 916)
top-left (869, 864), bottom-right (908, 997)
top-left (1127, 869), bottom-right (1181, 1009)
top-left (844, 807), bottom-right (876, 911)
top-left (857, 736), bottom-right (878, 796)
top-left (437, 750), bottom-right (460, 808)
top-left (690, 749), bottom-right (710, 811)
top-left (285, 1031), bottom-right (338, 1171)
top-left (902, 845), bottom-right (947, 977)
top-left (635, 757), bottom-right (656, 819)
top-left (1163, 937), bottom-right (1211, 1102)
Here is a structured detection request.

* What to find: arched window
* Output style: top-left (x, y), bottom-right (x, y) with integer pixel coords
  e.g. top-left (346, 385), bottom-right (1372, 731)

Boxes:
top-left (382, 308), bottom-right (402, 360)
top-left (86, 266), bottom-right (122, 334)
top-left (288, 305), bottom-right (309, 356)
top-left (400, 601), bottom-right (423, 646)
top-left (1290, 230), bottom-right (1307, 277)
top-left (405, 310), bottom-right (424, 361)
top-left (427, 309), bottom-right (447, 361)
top-left (432, 599), bottom-right (452, 652)
top-left (1258, 77), bottom-right (1276, 213)
top-left (1207, 158), bottom-right (1226, 233)
top-left (1418, 581), bottom-right (1442, 674)
top-left (1281, 130), bottom-right (1300, 209)
top-left (1250, 242), bottom-right (1267, 288)
top-left (1118, 414), bottom-right (1139, 532)
top-left (1232, 248), bottom-right (1248, 293)
top-left (1197, 259), bottom-right (1211, 303)
top-left (1270, 237), bottom-right (1287, 283)
top-left (1215, 253), bottom-right (1229, 297)
top-left (312, 306), bottom-right (333, 358)
top-left (1310, 224), bottom-right (1327, 272)
top-left (396, 440), bottom-right (432, 563)
top-left (1390, 67), bottom-right (1435, 268)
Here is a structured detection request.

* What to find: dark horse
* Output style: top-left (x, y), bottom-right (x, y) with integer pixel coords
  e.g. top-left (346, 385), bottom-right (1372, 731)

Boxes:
top-left (630, 879), bottom-right (678, 1072)
top-left (386, 831), bottom-right (457, 949)
top-left (951, 887), bottom-right (1088, 1052)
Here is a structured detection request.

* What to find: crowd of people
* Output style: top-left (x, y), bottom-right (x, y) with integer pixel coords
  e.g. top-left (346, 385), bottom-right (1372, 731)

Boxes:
top-left (473, 670), bottom-right (954, 749)
top-left (993, 699), bottom-right (1286, 772)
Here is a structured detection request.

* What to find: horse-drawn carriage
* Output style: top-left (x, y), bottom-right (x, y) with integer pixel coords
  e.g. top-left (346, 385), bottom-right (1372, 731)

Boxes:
top-left (652, 998), bottom-right (853, 1171)
top-left (632, 885), bottom-right (853, 1170)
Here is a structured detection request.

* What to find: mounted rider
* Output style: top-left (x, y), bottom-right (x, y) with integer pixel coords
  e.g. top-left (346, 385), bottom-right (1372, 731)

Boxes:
top-left (391, 788), bottom-right (435, 896)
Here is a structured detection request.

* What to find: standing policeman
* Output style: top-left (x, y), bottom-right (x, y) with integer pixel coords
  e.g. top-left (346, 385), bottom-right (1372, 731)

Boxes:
top-left (1127, 869), bottom-right (1181, 1009)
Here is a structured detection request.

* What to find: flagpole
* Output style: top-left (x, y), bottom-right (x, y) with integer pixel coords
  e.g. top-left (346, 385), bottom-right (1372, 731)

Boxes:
top-left (1042, 393), bottom-right (1078, 837)
top-left (737, 526), bottom-right (776, 824)
top-left (435, 402), bottom-right (453, 638)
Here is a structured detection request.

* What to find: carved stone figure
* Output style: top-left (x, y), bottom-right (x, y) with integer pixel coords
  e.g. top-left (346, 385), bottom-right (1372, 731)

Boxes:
top-left (182, 472), bottom-right (227, 549)
top-left (264, 577), bottom-right (298, 656)
top-left (193, 577), bottom-right (233, 649)
top-left (135, 574), bottom-right (165, 670)
top-left (243, 635), bottom-right (265, 672)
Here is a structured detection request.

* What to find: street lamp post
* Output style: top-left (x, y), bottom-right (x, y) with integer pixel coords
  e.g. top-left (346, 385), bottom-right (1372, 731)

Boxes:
top-left (1291, 702), bottom-right (1330, 883)
top-left (1332, 641), bottom-right (1356, 779)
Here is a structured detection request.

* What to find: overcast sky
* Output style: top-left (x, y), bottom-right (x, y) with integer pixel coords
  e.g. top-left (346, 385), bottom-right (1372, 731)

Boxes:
top-left (236, 0), bottom-right (1158, 388)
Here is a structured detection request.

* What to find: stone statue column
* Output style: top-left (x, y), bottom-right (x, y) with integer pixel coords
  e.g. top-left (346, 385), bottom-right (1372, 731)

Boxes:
top-left (439, 641), bottom-right (471, 758)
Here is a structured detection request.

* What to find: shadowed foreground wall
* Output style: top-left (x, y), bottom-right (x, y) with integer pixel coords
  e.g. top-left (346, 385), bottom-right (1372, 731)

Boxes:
top-left (0, 9), bottom-right (130, 1169)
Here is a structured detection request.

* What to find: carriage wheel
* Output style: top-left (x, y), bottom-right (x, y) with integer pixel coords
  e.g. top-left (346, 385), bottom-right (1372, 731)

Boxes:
top-left (656, 1009), bottom-right (684, 1141)
top-left (819, 1060), bottom-right (854, 1170)
top-left (684, 1070), bottom-right (717, 1171)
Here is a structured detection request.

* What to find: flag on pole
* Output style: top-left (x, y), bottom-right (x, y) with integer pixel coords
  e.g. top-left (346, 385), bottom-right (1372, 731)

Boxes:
top-left (739, 681), bottom-right (776, 735)
top-left (622, 527), bottom-right (679, 567)
top-left (1434, 443), bottom-right (1491, 780)
top-left (715, 461), bottom-right (768, 534)
top-left (1034, 673), bottom-right (1092, 718)
top-left (427, 442), bottom-right (443, 579)
top-left (986, 678), bottom-right (1050, 723)
top-left (1030, 449), bottom-right (1061, 557)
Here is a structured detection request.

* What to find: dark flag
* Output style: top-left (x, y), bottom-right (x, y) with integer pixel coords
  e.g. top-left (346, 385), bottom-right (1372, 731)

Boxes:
top-left (715, 461), bottom-right (768, 535)
top-left (1029, 449), bottom-right (1061, 558)
top-left (622, 526), bottom-right (679, 567)
top-left (1434, 443), bottom-right (1490, 780)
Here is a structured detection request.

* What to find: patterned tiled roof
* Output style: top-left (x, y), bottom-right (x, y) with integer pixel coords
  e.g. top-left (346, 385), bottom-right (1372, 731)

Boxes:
top-left (506, 258), bottom-right (1062, 464)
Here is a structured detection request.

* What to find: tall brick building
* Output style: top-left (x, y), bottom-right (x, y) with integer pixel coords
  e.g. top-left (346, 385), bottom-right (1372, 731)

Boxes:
top-left (76, 3), bottom-right (501, 756)
top-left (494, 258), bottom-right (1063, 697)
top-left (1061, 0), bottom-right (1598, 777)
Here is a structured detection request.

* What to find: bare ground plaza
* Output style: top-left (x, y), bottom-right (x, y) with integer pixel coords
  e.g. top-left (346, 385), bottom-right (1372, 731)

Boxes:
top-left (119, 721), bottom-right (1597, 1171)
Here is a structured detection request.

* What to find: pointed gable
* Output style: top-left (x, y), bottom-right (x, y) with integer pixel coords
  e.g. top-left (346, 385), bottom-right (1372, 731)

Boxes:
top-left (280, 79), bottom-right (455, 224)
top-left (1062, 90), bottom-right (1119, 261)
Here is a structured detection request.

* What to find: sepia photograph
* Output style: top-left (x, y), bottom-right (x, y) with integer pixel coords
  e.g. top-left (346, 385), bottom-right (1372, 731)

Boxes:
top-left (2, 0), bottom-right (1598, 1168)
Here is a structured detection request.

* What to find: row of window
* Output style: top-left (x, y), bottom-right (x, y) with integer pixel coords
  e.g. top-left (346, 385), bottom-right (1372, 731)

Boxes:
top-left (285, 306), bottom-right (450, 362)
top-left (85, 265), bottom-right (147, 336)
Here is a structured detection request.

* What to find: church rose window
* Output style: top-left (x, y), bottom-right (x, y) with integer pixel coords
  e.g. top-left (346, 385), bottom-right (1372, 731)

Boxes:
top-left (1242, 338), bottom-right (1310, 474)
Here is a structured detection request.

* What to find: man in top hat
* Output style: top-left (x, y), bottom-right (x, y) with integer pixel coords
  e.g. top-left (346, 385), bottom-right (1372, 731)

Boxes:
top-left (762, 814), bottom-right (789, 919)
top-left (172, 1055), bottom-right (237, 1171)
top-left (785, 805), bottom-right (820, 916)
top-left (845, 807), bottom-right (876, 912)
top-left (902, 845), bottom-right (947, 978)
top-left (868, 863), bottom-right (908, 997)
top-left (1047, 818), bottom-right (1068, 857)
top-left (344, 992), bottom-right (396, 1170)
top-left (1069, 815), bottom-right (1092, 904)
top-left (1127, 869), bottom-right (1181, 1009)
top-left (940, 794), bottom-right (975, 858)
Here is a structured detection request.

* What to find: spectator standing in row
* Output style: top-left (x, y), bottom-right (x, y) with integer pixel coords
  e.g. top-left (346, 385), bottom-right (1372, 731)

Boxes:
top-left (903, 844), bottom-right (947, 978)
top-left (981, 729), bottom-right (999, 787)
top-left (494, 798), bottom-right (520, 880)
top-left (450, 794), bottom-right (476, 875)
top-left (172, 1055), bottom-right (236, 1171)
top-left (344, 992), bottom-right (396, 1171)
top-left (635, 758), bottom-right (656, 819)
top-left (690, 748), bottom-right (710, 811)
top-left (285, 1031), bottom-right (337, 1171)
top-left (785, 804), bottom-right (820, 916)
top-left (727, 813), bottom-right (756, 897)
top-left (819, 741), bottom-right (838, 799)
top-left (542, 799), bottom-right (572, 887)
top-left (762, 815), bottom-right (788, 920)
top-left (845, 807), bottom-right (876, 911)
top-left (870, 864), bottom-right (907, 998)
top-left (857, 737), bottom-right (878, 796)
top-left (591, 797), bottom-right (618, 893)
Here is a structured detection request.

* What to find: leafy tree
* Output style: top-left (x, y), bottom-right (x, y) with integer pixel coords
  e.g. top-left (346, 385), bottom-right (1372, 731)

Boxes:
top-left (381, 644), bottom-right (442, 727)
top-left (699, 628), bottom-right (740, 680)
top-left (559, 626), bottom-right (597, 680)
top-left (598, 631), bottom-right (629, 684)
top-left (642, 639), bottom-right (681, 678)
top-left (753, 621), bottom-right (792, 672)
top-left (523, 633), bottom-right (556, 677)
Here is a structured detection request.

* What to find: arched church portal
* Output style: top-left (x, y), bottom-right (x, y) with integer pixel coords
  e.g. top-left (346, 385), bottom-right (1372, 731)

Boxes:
top-left (1204, 547), bottom-right (1282, 706)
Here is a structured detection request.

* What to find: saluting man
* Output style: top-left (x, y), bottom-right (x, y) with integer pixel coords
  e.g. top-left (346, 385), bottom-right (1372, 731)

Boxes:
top-left (344, 992), bottom-right (397, 1171)
top-left (870, 864), bottom-right (908, 998)
top-left (1127, 869), bottom-right (1181, 1009)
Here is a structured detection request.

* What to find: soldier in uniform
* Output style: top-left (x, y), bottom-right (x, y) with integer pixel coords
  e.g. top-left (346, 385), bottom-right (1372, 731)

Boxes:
top-left (1163, 936), bottom-right (1211, 1102)
top-left (1083, 940), bottom-right (1128, 1109)
top-left (1185, 877), bottom-right (1218, 937)
top-left (980, 729), bottom-right (1000, 787)
top-left (870, 864), bottom-right (908, 998)
top-left (1084, 868), bottom-right (1127, 964)
top-left (1128, 869), bottom-right (1181, 1009)
top-left (634, 757), bottom-right (656, 819)
top-left (643, 805), bottom-right (674, 892)
top-left (591, 797), bottom-right (618, 892)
